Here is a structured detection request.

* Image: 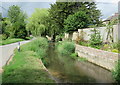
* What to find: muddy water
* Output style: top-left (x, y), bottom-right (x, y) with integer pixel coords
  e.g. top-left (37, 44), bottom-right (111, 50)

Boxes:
top-left (46, 43), bottom-right (115, 83)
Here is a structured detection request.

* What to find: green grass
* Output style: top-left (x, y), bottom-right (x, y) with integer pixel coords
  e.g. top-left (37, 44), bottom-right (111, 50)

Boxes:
top-left (56, 41), bottom-right (75, 56)
top-left (2, 37), bottom-right (55, 83)
top-left (0, 38), bottom-right (24, 46)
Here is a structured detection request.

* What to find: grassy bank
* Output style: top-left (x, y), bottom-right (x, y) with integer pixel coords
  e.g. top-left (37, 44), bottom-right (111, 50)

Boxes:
top-left (2, 37), bottom-right (55, 83)
top-left (0, 38), bottom-right (24, 46)
top-left (0, 34), bottom-right (33, 46)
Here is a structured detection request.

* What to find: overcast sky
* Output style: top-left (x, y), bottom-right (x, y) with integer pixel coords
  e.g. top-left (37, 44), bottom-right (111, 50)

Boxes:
top-left (0, 0), bottom-right (119, 19)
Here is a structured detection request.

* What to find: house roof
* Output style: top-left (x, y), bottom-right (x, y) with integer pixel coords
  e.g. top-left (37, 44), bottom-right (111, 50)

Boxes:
top-left (104, 13), bottom-right (119, 21)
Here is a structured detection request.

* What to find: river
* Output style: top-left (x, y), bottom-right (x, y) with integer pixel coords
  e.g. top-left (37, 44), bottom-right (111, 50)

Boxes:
top-left (45, 42), bottom-right (115, 83)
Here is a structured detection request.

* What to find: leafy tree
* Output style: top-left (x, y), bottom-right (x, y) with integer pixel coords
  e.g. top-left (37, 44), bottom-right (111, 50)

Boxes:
top-left (64, 11), bottom-right (90, 32)
top-left (8, 5), bottom-right (27, 38)
top-left (26, 8), bottom-right (49, 36)
top-left (48, 1), bottom-right (101, 38)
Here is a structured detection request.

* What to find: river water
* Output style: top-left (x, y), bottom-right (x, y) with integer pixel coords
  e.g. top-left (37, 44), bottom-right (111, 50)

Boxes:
top-left (46, 42), bottom-right (115, 83)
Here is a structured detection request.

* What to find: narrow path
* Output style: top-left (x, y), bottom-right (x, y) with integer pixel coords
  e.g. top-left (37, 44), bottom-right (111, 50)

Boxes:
top-left (0, 39), bottom-right (34, 68)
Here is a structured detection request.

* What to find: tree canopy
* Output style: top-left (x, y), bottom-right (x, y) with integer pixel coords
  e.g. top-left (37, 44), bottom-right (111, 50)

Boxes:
top-left (64, 11), bottom-right (90, 32)
top-left (48, 1), bottom-right (101, 37)
top-left (26, 8), bottom-right (49, 36)
top-left (8, 5), bottom-right (27, 38)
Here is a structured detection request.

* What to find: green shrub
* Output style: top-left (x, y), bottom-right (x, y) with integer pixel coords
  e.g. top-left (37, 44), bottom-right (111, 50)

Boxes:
top-left (57, 41), bottom-right (75, 56)
top-left (79, 41), bottom-right (89, 46)
top-left (55, 34), bottom-right (64, 42)
top-left (112, 60), bottom-right (120, 83)
top-left (112, 49), bottom-right (119, 53)
top-left (70, 53), bottom-right (78, 59)
top-left (21, 37), bottom-right (48, 59)
top-left (111, 41), bottom-right (120, 51)
top-left (2, 34), bottom-right (8, 40)
top-left (89, 28), bottom-right (102, 49)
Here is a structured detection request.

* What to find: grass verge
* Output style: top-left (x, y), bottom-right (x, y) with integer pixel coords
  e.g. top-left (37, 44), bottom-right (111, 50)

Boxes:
top-left (2, 37), bottom-right (55, 83)
top-left (0, 38), bottom-right (24, 46)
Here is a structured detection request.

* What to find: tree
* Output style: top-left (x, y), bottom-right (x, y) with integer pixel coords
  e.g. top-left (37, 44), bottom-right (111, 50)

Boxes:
top-left (8, 5), bottom-right (27, 38)
top-left (64, 11), bottom-right (90, 32)
top-left (48, 1), bottom-right (101, 37)
top-left (26, 8), bottom-right (49, 36)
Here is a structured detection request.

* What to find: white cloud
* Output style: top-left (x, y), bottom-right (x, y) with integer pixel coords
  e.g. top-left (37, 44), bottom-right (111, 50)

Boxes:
top-left (0, 0), bottom-right (56, 2)
top-left (1, 0), bottom-right (119, 3)
top-left (96, 0), bottom-right (120, 3)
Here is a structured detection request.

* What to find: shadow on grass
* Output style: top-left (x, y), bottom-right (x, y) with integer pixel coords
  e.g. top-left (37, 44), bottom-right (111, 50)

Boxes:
top-left (2, 68), bottom-right (55, 84)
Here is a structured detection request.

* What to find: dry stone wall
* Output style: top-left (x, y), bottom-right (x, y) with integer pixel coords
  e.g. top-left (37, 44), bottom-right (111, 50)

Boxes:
top-left (75, 44), bottom-right (119, 71)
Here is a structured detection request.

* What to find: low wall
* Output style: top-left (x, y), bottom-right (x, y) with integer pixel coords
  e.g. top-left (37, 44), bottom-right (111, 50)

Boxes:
top-left (75, 44), bottom-right (119, 71)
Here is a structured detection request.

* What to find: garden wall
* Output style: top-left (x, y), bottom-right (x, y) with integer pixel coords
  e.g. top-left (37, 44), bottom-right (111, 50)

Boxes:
top-left (75, 44), bottom-right (119, 71)
top-left (65, 25), bottom-right (119, 43)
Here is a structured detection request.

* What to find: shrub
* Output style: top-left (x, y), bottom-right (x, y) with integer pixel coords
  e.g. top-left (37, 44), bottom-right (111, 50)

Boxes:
top-left (70, 53), bottom-right (78, 59)
top-left (112, 60), bottom-right (120, 83)
top-left (55, 34), bottom-right (64, 42)
top-left (112, 49), bottom-right (119, 53)
top-left (21, 37), bottom-right (48, 64)
top-left (2, 34), bottom-right (8, 40)
top-left (111, 41), bottom-right (120, 51)
top-left (57, 41), bottom-right (75, 56)
top-left (89, 28), bottom-right (102, 49)
top-left (79, 41), bottom-right (89, 47)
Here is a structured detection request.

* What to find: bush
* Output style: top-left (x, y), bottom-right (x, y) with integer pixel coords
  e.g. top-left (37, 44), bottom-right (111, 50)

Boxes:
top-left (20, 37), bottom-right (48, 66)
top-left (112, 49), bottom-right (119, 53)
top-left (111, 41), bottom-right (120, 52)
top-left (70, 53), bottom-right (78, 59)
top-left (79, 41), bottom-right (89, 47)
top-left (2, 34), bottom-right (8, 40)
top-left (89, 28), bottom-right (102, 49)
top-left (56, 41), bottom-right (75, 56)
top-left (112, 60), bottom-right (120, 83)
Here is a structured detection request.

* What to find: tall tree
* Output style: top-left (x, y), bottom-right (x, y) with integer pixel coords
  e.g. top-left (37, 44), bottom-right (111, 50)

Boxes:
top-left (26, 8), bottom-right (49, 36)
top-left (8, 5), bottom-right (27, 38)
top-left (48, 1), bottom-right (101, 38)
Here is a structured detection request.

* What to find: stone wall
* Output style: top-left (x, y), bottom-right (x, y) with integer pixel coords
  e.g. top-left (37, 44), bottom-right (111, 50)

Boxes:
top-left (75, 44), bottom-right (119, 71)
top-left (64, 25), bottom-right (119, 43)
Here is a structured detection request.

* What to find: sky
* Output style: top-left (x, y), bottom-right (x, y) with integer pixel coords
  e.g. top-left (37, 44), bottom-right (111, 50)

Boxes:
top-left (0, 0), bottom-right (119, 19)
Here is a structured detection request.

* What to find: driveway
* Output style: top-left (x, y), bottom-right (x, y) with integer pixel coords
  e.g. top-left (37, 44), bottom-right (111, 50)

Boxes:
top-left (0, 39), bottom-right (33, 68)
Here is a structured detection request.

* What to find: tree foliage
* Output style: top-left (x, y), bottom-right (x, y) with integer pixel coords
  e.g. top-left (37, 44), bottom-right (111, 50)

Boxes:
top-left (26, 8), bottom-right (49, 36)
top-left (8, 5), bottom-right (27, 38)
top-left (64, 11), bottom-right (90, 32)
top-left (48, 1), bottom-right (101, 36)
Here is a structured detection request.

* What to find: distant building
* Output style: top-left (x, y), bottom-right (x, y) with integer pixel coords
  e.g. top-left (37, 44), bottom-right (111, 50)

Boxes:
top-left (103, 13), bottom-right (119, 24)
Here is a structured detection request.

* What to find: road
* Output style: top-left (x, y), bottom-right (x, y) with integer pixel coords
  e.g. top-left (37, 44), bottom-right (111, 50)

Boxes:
top-left (0, 40), bottom-right (32, 68)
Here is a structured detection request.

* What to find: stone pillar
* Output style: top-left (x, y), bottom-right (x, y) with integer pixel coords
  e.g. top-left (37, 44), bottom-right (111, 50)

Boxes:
top-left (64, 33), bottom-right (69, 39)
top-left (72, 32), bottom-right (79, 41)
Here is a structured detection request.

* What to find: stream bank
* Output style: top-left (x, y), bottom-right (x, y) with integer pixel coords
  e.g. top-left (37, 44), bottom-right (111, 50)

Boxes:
top-left (45, 42), bottom-right (115, 83)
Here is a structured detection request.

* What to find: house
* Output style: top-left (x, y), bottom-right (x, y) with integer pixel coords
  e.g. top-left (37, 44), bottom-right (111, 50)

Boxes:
top-left (103, 13), bottom-right (119, 24)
